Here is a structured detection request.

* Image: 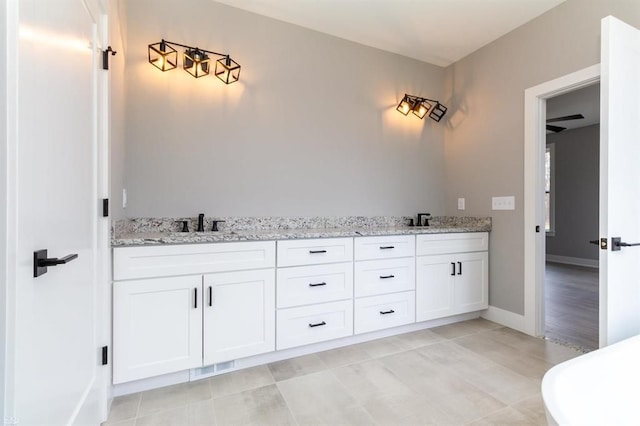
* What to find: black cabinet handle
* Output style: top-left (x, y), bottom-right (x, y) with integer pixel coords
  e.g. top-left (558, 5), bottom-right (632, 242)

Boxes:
top-left (194, 287), bottom-right (198, 309)
top-left (458, 261), bottom-right (462, 275)
top-left (309, 250), bottom-right (327, 254)
top-left (208, 286), bottom-right (213, 307)
top-left (34, 249), bottom-right (79, 277)
top-left (380, 309), bottom-right (395, 315)
top-left (308, 321), bottom-right (326, 328)
top-left (379, 246), bottom-right (395, 250)
top-left (309, 282), bottom-right (327, 287)
top-left (451, 262), bottom-right (456, 276)
top-left (379, 275), bottom-right (395, 279)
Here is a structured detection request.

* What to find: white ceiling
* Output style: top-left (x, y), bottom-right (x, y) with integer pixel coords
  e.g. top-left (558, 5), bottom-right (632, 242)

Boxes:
top-left (214, 0), bottom-right (566, 67)
top-left (547, 83), bottom-right (600, 133)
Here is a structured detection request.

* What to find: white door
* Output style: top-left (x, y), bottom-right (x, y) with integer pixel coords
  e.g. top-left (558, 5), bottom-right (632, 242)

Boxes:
top-left (203, 270), bottom-right (275, 365)
top-left (454, 252), bottom-right (489, 314)
top-left (113, 277), bottom-right (203, 384)
top-left (4, 0), bottom-right (106, 424)
top-left (416, 254), bottom-right (455, 321)
top-left (600, 16), bottom-right (640, 346)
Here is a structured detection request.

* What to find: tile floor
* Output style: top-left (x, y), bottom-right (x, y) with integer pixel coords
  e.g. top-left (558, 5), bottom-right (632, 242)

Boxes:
top-left (104, 319), bottom-right (581, 425)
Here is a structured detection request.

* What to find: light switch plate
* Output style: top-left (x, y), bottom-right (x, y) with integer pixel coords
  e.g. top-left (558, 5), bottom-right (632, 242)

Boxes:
top-left (457, 198), bottom-right (465, 210)
top-left (492, 196), bottom-right (515, 210)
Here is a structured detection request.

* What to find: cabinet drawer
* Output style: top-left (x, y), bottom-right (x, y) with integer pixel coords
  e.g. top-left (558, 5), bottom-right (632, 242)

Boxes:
top-left (113, 241), bottom-right (275, 280)
top-left (354, 291), bottom-right (415, 334)
top-left (277, 238), bottom-right (353, 267)
top-left (416, 232), bottom-right (488, 256)
top-left (354, 257), bottom-right (415, 297)
top-left (354, 235), bottom-right (415, 261)
top-left (276, 300), bottom-right (353, 350)
top-left (277, 263), bottom-right (353, 308)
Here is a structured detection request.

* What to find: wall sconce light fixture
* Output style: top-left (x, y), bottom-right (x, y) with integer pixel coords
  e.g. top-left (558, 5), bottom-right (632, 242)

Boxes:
top-left (396, 94), bottom-right (447, 122)
top-left (148, 39), bottom-right (241, 84)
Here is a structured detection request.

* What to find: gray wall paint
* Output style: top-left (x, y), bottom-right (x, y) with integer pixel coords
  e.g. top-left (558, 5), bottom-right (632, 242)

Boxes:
top-left (0, 0), bottom-right (7, 417)
top-left (546, 125), bottom-right (599, 260)
top-left (122, 0), bottom-right (446, 218)
top-left (443, 0), bottom-right (640, 314)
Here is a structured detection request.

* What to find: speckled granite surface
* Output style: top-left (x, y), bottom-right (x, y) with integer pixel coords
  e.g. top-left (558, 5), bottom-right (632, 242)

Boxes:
top-left (112, 216), bottom-right (491, 247)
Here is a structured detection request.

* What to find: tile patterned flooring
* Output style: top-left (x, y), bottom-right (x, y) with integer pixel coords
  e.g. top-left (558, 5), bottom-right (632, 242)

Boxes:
top-left (104, 319), bottom-right (582, 426)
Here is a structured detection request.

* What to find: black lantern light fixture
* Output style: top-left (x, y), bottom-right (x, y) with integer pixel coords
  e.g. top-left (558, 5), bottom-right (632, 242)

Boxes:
top-left (148, 39), bottom-right (241, 84)
top-left (396, 94), bottom-right (447, 122)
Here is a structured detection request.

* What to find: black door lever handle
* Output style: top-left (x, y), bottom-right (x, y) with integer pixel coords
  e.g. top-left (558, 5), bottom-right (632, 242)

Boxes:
top-left (34, 249), bottom-right (79, 277)
top-left (612, 237), bottom-right (640, 251)
top-left (589, 239), bottom-right (599, 245)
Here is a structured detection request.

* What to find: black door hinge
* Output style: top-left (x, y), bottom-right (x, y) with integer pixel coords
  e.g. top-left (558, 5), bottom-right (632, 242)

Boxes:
top-left (102, 46), bottom-right (117, 70)
top-left (102, 346), bottom-right (108, 365)
top-left (102, 198), bottom-right (109, 217)
top-left (535, 225), bottom-right (540, 233)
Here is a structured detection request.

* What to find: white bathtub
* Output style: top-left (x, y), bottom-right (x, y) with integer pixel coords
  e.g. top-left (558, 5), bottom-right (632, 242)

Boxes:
top-left (542, 334), bottom-right (640, 425)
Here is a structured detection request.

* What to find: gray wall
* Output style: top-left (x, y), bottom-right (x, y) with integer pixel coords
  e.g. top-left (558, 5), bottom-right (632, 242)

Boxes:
top-left (122, 0), bottom-right (446, 218)
top-left (0, 0), bottom-right (7, 417)
top-left (546, 125), bottom-right (600, 260)
top-left (443, 0), bottom-right (640, 314)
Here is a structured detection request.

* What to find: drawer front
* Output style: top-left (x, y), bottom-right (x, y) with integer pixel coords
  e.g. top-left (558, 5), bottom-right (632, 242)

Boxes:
top-left (416, 232), bottom-right (488, 256)
top-left (277, 238), bottom-right (353, 267)
top-left (354, 291), bottom-right (415, 334)
top-left (277, 263), bottom-right (353, 308)
top-left (354, 235), bottom-right (415, 261)
top-left (354, 257), bottom-right (415, 297)
top-left (113, 241), bottom-right (276, 280)
top-left (276, 300), bottom-right (353, 350)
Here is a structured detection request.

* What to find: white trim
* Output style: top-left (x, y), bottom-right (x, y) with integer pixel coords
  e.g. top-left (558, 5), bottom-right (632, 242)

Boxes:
top-left (545, 143), bottom-right (556, 234)
top-left (524, 64), bottom-right (601, 338)
top-left (113, 311), bottom-right (483, 396)
top-left (481, 306), bottom-right (528, 334)
top-left (546, 255), bottom-right (599, 269)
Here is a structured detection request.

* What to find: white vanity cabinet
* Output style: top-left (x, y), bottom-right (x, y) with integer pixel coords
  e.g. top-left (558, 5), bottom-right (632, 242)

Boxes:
top-left (113, 276), bottom-right (203, 384)
top-left (353, 235), bottom-right (416, 334)
top-left (203, 269), bottom-right (275, 365)
top-left (416, 233), bottom-right (488, 322)
top-left (275, 238), bottom-right (354, 350)
top-left (112, 241), bottom-right (276, 384)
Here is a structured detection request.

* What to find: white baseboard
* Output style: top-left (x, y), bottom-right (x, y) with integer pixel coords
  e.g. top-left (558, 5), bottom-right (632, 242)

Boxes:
top-left (546, 254), bottom-right (598, 268)
top-left (481, 306), bottom-right (529, 335)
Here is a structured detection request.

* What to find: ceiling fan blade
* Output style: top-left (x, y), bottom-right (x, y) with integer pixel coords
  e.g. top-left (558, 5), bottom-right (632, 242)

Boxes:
top-left (546, 124), bottom-right (567, 132)
top-left (547, 114), bottom-right (585, 123)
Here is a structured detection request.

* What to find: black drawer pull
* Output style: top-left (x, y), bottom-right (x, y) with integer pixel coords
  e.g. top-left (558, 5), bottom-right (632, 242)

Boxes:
top-left (208, 286), bottom-right (213, 307)
top-left (458, 261), bottom-right (462, 275)
top-left (451, 262), bottom-right (456, 276)
top-left (380, 309), bottom-right (395, 315)
top-left (309, 321), bottom-right (327, 328)
top-left (309, 282), bottom-right (327, 287)
top-left (309, 250), bottom-right (327, 254)
top-left (194, 287), bottom-right (198, 309)
top-left (379, 274), bottom-right (395, 279)
top-left (379, 246), bottom-right (395, 250)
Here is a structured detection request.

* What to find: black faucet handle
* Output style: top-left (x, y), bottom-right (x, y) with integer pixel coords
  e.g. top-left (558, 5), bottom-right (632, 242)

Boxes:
top-left (197, 213), bottom-right (205, 232)
top-left (211, 220), bottom-right (226, 232)
top-left (176, 220), bottom-right (189, 232)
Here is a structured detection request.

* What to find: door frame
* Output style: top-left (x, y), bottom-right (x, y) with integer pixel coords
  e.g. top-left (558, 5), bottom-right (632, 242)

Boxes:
top-left (523, 64), bottom-right (601, 338)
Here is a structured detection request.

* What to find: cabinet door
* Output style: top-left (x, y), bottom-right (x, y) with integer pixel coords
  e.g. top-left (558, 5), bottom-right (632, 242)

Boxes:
top-left (454, 252), bottom-right (489, 314)
top-left (416, 254), bottom-right (455, 322)
top-left (113, 276), bottom-right (203, 384)
top-left (203, 269), bottom-right (275, 365)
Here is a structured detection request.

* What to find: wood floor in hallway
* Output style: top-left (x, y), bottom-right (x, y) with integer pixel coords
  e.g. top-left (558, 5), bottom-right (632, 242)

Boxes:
top-left (545, 262), bottom-right (599, 351)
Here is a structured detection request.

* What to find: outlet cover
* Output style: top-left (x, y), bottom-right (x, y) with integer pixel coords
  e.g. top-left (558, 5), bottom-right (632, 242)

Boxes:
top-left (492, 196), bottom-right (515, 210)
top-left (457, 198), bottom-right (465, 210)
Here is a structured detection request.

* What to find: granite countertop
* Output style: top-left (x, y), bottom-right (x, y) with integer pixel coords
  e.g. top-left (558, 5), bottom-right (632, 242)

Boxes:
top-left (112, 218), bottom-right (491, 247)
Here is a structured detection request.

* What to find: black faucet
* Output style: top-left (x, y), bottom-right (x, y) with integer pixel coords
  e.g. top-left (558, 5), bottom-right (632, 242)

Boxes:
top-left (211, 220), bottom-right (226, 232)
top-left (197, 213), bottom-right (205, 232)
top-left (416, 213), bottom-right (431, 227)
